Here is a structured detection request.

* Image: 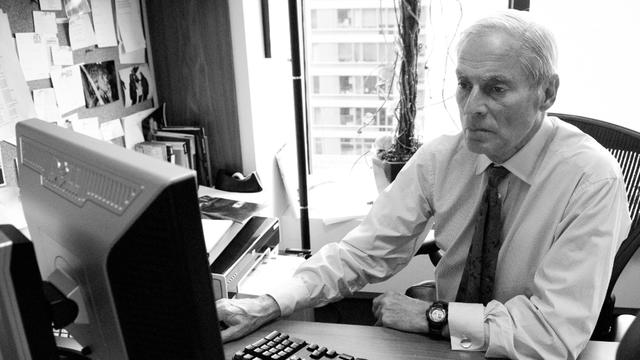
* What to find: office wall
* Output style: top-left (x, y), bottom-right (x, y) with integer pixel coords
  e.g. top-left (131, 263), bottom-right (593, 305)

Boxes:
top-left (145, 0), bottom-right (242, 176)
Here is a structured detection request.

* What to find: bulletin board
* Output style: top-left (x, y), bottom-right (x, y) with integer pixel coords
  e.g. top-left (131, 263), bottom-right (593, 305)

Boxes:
top-left (0, 0), bottom-right (156, 125)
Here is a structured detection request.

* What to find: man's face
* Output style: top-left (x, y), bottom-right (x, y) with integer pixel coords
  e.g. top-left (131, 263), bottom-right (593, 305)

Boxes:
top-left (456, 32), bottom-right (551, 163)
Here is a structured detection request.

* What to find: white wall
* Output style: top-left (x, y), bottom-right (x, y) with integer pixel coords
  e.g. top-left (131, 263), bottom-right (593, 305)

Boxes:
top-left (228, 0), bottom-right (297, 216)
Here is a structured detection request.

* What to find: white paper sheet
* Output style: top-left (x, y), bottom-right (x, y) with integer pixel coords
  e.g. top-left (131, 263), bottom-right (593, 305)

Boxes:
top-left (115, 0), bottom-right (146, 52)
top-left (121, 107), bottom-right (156, 149)
top-left (71, 117), bottom-right (102, 140)
top-left (69, 13), bottom-right (96, 50)
top-left (0, 14), bottom-right (37, 144)
top-left (51, 45), bottom-right (74, 65)
top-left (201, 219), bottom-right (234, 253)
top-left (118, 40), bottom-right (145, 64)
top-left (50, 65), bottom-right (85, 114)
top-left (40, 0), bottom-right (64, 11)
top-left (99, 119), bottom-right (124, 140)
top-left (33, 88), bottom-right (61, 124)
top-left (91, 0), bottom-right (117, 47)
top-left (15, 33), bottom-right (50, 81)
top-left (33, 11), bottom-right (58, 35)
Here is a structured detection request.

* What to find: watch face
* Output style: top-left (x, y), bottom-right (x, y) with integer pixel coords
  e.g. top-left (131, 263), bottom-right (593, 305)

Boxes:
top-left (429, 308), bottom-right (446, 323)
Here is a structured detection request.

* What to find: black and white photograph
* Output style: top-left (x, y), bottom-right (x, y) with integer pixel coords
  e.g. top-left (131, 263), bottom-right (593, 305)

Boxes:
top-left (119, 64), bottom-right (154, 108)
top-left (80, 61), bottom-right (119, 108)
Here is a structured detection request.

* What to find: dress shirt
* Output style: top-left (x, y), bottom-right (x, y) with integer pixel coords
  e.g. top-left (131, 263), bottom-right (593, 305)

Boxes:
top-left (268, 116), bottom-right (631, 359)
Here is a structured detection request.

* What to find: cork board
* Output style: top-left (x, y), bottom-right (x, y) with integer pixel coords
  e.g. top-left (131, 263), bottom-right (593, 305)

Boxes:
top-left (0, 0), bottom-right (156, 125)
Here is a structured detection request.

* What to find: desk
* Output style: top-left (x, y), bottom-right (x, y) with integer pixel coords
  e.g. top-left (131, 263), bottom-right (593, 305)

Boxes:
top-left (224, 320), bottom-right (618, 360)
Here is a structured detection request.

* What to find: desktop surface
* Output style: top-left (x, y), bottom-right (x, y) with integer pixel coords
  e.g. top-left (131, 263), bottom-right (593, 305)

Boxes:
top-left (224, 320), bottom-right (619, 360)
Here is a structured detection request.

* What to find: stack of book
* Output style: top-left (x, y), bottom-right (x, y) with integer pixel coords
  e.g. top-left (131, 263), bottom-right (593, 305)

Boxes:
top-left (133, 105), bottom-right (213, 186)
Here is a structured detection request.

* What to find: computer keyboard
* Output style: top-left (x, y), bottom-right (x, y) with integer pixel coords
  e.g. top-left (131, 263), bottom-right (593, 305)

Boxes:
top-left (233, 330), bottom-right (367, 360)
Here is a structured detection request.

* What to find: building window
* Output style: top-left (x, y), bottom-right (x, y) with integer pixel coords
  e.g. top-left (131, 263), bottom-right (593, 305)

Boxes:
top-left (337, 9), bottom-right (353, 27)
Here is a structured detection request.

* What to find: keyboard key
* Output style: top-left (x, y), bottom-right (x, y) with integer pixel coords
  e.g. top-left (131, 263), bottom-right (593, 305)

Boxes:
top-left (325, 349), bottom-right (337, 358)
top-left (307, 344), bottom-right (319, 351)
top-left (338, 355), bottom-right (354, 360)
top-left (265, 331), bottom-right (281, 340)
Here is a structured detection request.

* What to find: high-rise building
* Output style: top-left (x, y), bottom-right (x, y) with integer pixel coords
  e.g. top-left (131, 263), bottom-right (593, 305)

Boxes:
top-left (305, 0), bottom-right (426, 179)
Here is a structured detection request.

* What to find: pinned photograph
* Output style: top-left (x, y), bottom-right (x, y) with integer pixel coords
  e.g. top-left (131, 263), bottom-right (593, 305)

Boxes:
top-left (63, 0), bottom-right (91, 19)
top-left (80, 61), bottom-right (119, 108)
top-left (119, 64), bottom-right (154, 108)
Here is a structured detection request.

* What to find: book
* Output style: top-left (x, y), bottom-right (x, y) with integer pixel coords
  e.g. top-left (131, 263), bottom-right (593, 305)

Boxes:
top-left (159, 126), bottom-right (212, 187)
top-left (198, 196), bottom-right (263, 224)
top-left (134, 141), bottom-right (174, 163)
top-left (152, 140), bottom-right (188, 168)
top-left (154, 131), bottom-right (196, 170)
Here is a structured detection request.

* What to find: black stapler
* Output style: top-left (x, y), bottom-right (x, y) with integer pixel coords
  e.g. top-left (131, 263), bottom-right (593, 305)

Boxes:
top-left (215, 170), bottom-right (263, 193)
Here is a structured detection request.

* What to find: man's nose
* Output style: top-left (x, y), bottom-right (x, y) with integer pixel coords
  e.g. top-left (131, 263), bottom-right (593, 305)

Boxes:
top-left (462, 87), bottom-right (488, 118)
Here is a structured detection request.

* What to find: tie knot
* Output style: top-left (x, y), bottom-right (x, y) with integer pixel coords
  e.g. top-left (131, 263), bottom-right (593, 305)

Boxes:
top-left (487, 164), bottom-right (510, 188)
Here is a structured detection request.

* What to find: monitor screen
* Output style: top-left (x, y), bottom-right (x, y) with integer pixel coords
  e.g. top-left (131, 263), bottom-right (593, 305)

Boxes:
top-left (16, 118), bottom-right (225, 359)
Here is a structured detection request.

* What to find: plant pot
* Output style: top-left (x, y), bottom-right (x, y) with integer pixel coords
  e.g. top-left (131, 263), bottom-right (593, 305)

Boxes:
top-left (371, 157), bottom-right (407, 193)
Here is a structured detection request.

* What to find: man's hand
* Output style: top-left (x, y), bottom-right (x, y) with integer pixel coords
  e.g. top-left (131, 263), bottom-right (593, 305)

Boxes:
top-left (216, 295), bottom-right (281, 343)
top-left (372, 291), bottom-right (430, 333)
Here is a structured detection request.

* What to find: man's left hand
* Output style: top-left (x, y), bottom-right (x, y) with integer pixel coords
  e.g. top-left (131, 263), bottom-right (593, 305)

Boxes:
top-left (371, 291), bottom-right (430, 333)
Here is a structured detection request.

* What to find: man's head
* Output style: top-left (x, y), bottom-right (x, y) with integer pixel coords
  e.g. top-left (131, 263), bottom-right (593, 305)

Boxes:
top-left (455, 10), bottom-right (560, 163)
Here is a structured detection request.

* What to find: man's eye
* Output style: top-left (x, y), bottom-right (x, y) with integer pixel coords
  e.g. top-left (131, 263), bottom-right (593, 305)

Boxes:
top-left (491, 86), bottom-right (506, 94)
top-left (458, 81), bottom-right (471, 91)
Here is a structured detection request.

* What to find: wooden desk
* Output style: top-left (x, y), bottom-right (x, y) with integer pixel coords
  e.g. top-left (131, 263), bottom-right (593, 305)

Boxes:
top-left (224, 320), bottom-right (618, 360)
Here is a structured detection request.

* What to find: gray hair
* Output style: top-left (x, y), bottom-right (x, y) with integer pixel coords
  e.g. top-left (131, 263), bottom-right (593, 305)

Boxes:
top-left (458, 10), bottom-right (558, 87)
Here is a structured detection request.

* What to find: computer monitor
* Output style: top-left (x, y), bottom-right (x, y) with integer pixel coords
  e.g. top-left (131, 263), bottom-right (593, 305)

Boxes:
top-left (16, 118), bottom-right (225, 359)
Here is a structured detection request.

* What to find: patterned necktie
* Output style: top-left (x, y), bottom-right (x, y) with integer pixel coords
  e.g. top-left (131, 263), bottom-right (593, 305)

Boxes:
top-left (456, 164), bottom-right (510, 305)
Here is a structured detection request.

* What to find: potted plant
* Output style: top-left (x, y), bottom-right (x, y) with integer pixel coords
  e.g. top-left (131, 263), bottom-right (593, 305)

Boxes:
top-left (372, 0), bottom-right (423, 190)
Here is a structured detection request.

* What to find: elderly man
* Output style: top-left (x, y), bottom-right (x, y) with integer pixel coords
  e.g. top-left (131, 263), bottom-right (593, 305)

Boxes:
top-left (216, 10), bottom-right (631, 359)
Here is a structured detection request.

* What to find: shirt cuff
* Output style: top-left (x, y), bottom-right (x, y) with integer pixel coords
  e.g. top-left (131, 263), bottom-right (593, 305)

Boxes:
top-left (266, 276), bottom-right (309, 316)
top-left (449, 302), bottom-right (487, 351)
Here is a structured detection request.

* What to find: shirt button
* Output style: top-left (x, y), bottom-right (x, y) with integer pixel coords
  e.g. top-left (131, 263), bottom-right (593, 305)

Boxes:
top-left (497, 193), bottom-right (502, 199)
top-left (460, 336), bottom-right (472, 349)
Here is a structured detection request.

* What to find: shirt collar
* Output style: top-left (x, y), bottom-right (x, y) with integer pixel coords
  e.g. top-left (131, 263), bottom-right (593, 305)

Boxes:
top-left (474, 116), bottom-right (556, 184)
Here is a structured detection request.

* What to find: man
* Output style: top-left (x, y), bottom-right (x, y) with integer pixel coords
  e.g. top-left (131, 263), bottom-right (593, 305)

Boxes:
top-left (216, 10), bottom-right (631, 359)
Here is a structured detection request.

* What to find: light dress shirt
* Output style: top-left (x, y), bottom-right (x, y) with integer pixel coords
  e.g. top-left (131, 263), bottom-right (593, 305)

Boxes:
top-left (268, 116), bottom-right (631, 359)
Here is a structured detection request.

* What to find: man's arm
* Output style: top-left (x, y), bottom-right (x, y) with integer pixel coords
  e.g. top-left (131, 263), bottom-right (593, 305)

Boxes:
top-left (216, 295), bottom-right (281, 343)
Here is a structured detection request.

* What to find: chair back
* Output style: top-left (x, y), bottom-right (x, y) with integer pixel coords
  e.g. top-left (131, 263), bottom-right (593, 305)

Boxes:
top-left (550, 113), bottom-right (640, 340)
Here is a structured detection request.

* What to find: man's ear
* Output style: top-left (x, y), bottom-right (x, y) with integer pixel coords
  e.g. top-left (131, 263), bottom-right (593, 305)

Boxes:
top-left (540, 74), bottom-right (560, 111)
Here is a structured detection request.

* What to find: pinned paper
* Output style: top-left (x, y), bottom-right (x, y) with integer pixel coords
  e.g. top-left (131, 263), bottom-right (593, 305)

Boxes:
top-left (51, 45), bottom-right (74, 65)
top-left (0, 14), bottom-right (37, 145)
top-left (71, 117), bottom-right (102, 140)
top-left (115, 0), bottom-right (146, 52)
top-left (118, 40), bottom-right (145, 64)
top-left (92, 0), bottom-right (118, 47)
top-left (15, 33), bottom-right (50, 81)
top-left (69, 13), bottom-right (97, 50)
top-left (40, 0), bottom-right (64, 11)
top-left (100, 119), bottom-right (124, 140)
top-left (33, 11), bottom-right (58, 35)
top-left (50, 65), bottom-right (85, 114)
top-left (63, 0), bottom-right (91, 20)
top-left (121, 107), bottom-right (156, 149)
top-left (32, 88), bottom-right (61, 124)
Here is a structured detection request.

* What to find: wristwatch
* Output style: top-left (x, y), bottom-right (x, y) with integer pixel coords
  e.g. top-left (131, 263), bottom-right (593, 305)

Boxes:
top-left (426, 301), bottom-right (448, 338)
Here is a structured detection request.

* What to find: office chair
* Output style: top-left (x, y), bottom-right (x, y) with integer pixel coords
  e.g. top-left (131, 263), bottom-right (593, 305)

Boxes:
top-left (408, 113), bottom-right (640, 341)
top-left (616, 310), bottom-right (640, 359)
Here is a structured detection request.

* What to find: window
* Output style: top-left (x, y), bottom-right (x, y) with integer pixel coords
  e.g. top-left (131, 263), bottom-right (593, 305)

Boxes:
top-left (303, 1), bottom-right (506, 190)
top-left (337, 9), bottom-right (353, 27)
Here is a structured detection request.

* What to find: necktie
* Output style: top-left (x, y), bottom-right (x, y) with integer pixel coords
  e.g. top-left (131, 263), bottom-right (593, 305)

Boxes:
top-left (456, 164), bottom-right (510, 305)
